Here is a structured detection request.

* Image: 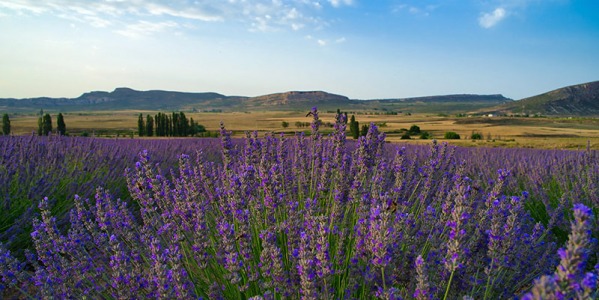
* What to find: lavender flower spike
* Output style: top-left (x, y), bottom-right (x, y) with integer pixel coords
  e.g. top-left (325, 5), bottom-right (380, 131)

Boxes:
top-left (555, 203), bottom-right (594, 294)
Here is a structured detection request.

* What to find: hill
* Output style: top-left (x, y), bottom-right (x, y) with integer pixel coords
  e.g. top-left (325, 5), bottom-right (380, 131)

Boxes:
top-left (0, 88), bottom-right (511, 114)
top-left (0, 88), bottom-right (230, 112)
top-left (485, 81), bottom-right (599, 116)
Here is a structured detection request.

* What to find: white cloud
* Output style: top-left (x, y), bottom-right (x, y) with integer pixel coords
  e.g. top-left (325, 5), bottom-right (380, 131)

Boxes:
top-left (0, 0), bottom-right (333, 35)
top-left (145, 3), bottom-right (223, 22)
top-left (479, 7), bottom-right (507, 28)
top-left (0, 1), bottom-right (46, 14)
top-left (328, 0), bottom-right (353, 8)
top-left (115, 21), bottom-right (179, 38)
top-left (392, 4), bottom-right (437, 17)
top-left (477, 0), bottom-right (558, 28)
top-left (309, 36), bottom-right (345, 46)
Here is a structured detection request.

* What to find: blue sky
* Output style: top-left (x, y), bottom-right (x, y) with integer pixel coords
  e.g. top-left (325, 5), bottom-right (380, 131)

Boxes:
top-left (1, 0), bottom-right (598, 100)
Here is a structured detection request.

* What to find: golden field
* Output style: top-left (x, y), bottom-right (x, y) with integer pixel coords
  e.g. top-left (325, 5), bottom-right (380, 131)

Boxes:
top-left (6, 110), bottom-right (599, 150)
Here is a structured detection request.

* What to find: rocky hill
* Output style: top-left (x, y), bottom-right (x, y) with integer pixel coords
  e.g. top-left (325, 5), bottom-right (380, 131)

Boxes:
top-left (0, 88), bottom-right (229, 112)
top-left (244, 91), bottom-right (351, 109)
top-left (0, 87), bottom-right (511, 114)
top-left (486, 81), bottom-right (599, 116)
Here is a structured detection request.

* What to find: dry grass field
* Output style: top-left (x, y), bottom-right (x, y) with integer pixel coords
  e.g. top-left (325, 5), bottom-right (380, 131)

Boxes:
top-left (7, 110), bottom-right (599, 150)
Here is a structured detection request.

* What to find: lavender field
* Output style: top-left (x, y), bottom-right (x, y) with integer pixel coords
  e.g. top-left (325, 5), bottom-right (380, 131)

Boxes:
top-left (1, 109), bottom-right (598, 299)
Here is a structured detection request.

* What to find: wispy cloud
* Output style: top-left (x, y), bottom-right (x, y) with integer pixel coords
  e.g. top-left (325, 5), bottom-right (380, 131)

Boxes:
top-left (0, 1), bottom-right (47, 14)
top-left (477, 0), bottom-right (561, 29)
top-left (306, 35), bottom-right (347, 47)
top-left (479, 7), bottom-right (507, 28)
top-left (0, 0), bottom-right (351, 35)
top-left (145, 3), bottom-right (223, 22)
top-left (328, 0), bottom-right (353, 8)
top-left (392, 3), bottom-right (438, 17)
top-left (115, 20), bottom-right (179, 38)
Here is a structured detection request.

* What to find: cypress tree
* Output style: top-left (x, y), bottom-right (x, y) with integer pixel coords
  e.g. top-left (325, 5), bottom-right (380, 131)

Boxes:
top-left (360, 124), bottom-right (369, 137)
top-left (171, 112), bottom-right (177, 136)
top-left (37, 117), bottom-right (43, 136)
top-left (2, 114), bottom-right (10, 135)
top-left (42, 113), bottom-right (52, 136)
top-left (352, 121), bottom-right (360, 139)
top-left (180, 112), bottom-right (188, 136)
top-left (138, 114), bottom-right (145, 137)
top-left (155, 113), bottom-right (162, 136)
top-left (350, 115), bottom-right (360, 139)
top-left (57, 113), bottom-right (66, 135)
top-left (165, 114), bottom-right (171, 137)
top-left (146, 115), bottom-right (154, 137)
top-left (163, 113), bottom-right (169, 136)
top-left (155, 113), bottom-right (165, 136)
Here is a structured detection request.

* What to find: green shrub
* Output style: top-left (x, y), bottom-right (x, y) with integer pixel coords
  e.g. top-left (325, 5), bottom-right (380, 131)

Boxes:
top-left (400, 133), bottom-right (411, 139)
top-left (471, 132), bottom-right (483, 140)
top-left (444, 131), bottom-right (460, 139)
top-left (420, 132), bottom-right (432, 139)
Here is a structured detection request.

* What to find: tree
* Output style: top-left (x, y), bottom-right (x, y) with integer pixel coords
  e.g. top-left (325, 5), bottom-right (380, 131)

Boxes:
top-left (360, 124), bottom-right (369, 137)
top-left (138, 114), bottom-right (145, 137)
top-left (166, 115), bottom-right (172, 137)
top-left (37, 117), bottom-right (43, 136)
top-left (281, 121), bottom-right (289, 129)
top-left (2, 114), bottom-right (10, 135)
top-left (351, 121), bottom-right (360, 139)
top-left (171, 112), bottom-right (179, 136)
top-left (189, 118), bottom-right (197, 136)
top-left (349, 115), bottom-right (360, 139)
top-left (42, 113), bottom-right (52, 136)
top-left (408, 125), bottom-right (421, 135)
top-left (57, 113), bottom-right (66, 135)
top-left (190, 119), bottom-right (206, 136)
top-left (180, 112), bottom-right (189, 136)
top-left (146, 115), bottom-right (154, 137)
top-left (155, 113), bottom-right (164, 137)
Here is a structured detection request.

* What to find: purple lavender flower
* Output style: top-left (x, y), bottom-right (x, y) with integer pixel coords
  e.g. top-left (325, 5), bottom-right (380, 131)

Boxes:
top-left (414, 255), bottom-right (431, 300)
top-left (309, 106), bottom-right (320, 138)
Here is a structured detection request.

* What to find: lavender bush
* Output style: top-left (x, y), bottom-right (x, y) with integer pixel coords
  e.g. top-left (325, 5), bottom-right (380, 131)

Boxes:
top-left (0, 135), bottom-right (221, 255)
top-left (0, 108), bottom-right (597, 298)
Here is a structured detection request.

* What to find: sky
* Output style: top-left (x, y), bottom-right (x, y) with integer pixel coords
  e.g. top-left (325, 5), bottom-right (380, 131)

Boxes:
top-left (1, 0), bottom-right (598, 100)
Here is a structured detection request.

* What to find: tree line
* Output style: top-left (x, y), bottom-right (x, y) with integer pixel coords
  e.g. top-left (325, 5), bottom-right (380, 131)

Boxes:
top-left (138, 112), bottom-right (206, 137)
top-left (36, 113), bottom-right (66, 136)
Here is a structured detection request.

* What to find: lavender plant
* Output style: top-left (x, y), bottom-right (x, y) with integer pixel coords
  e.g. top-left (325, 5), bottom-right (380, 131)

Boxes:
top-left (0, 108), bottom-right (598, 298)
top-left (0, 135), bottom-right (222, 256)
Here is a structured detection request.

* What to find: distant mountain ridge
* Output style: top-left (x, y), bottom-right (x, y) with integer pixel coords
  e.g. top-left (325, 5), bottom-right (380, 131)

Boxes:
top-left (1, 87), bottom-right (512, 114)
top-left (368, 94), bottom-right (508, 103)
top-left (486, 81), bottom-right (599, 116)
